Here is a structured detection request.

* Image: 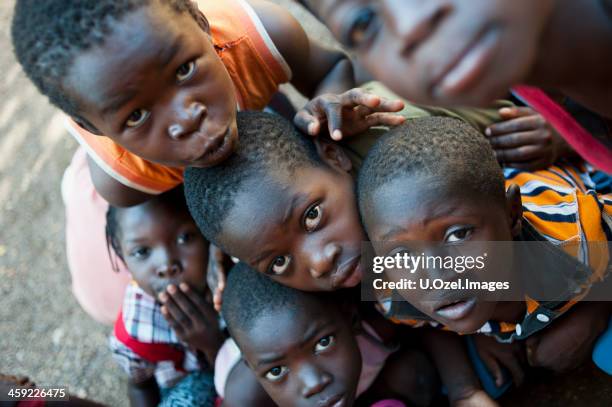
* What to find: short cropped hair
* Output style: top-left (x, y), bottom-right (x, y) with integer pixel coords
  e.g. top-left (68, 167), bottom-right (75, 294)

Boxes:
top-left (222, 262), bottom-right (335, 335)
top-left (11, 0), bottom-right (202, 121)
top-left (358, 117), bottom-right (505, 217)
top-left (184, 111), bottom-right (322, 246)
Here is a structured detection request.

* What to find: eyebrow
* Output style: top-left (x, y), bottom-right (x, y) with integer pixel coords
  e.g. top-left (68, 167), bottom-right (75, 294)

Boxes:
top-left (251, 248), bottom-right (276, 266)
top-left (378, 202), bottom-right (466, 241)
top-left (281, 192), bottom-right (310, 226)
top-left (101, 89), bottom-right (139, 116)
top-left (254, 321), bottom-right (332, 368)
top-left (158, 35), bottom-right (183, 68)
top-left (249, 193), bottom-right (312, 266)
top-left (380, 226), bottom-right (407, 241)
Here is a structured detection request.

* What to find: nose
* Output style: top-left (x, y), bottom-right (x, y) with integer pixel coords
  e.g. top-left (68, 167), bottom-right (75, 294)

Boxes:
top-left (382, 0), bottom-right (450, 54)
top-left (308, 242), bottom-right (341, 279)
top-left (299, 365), bottom-right (332, 398)
top-left (156, 258), bottom-right (183, 279)
top-left (167, 99), bottom-right (207, 140)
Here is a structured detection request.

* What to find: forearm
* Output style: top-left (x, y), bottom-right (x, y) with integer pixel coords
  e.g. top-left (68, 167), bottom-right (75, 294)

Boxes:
top-left (421, 330), bottom-right (482, 403)
top-left (127, 378), bottom-right (160, 407)
top-left (311, 55), bottom-right (356, 97)
top-left (87, 156), bottom-right (156, 207)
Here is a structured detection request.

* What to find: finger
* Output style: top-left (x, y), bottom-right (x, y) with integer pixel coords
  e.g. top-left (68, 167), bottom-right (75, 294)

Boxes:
top-left (161, 305), bottom-right (185, 335)
top-left (498, 106), bottom-right (536, 120)
top-left (218, 267), bottom-right (226, 290)
top-left (179, 283), bottom-right (217, 321)
top-left (165, 285), bottom-right (197, 327)
top-left (504, 157), bottom-right (551, 171)
top-left (294, 109), bottom-right (322, 136)
top-left (486, 115), bottom-right (547, 136)
top-left (361, 98), bottom-right (405, 114)
top-left (213, 288), bottom-right (223, 313)
top-left (322, 100), bottom-right (344, 140)
top-left (481, 354), bottom-right (504, 387)
top-left (339, 88), bottom-right (382, 109)
top-left (495, 145), bottom-right (546, 164)
top-left (162, 298), bottom-right (191, 332)
top-left (488, 130), bottom-right (551, 149)
top-left (365, 112), bottom-right (407, 127)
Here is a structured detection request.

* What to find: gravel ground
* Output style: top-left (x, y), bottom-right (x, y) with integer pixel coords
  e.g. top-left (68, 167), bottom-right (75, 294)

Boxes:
top-left (0, 1), bottom-right (610, 406)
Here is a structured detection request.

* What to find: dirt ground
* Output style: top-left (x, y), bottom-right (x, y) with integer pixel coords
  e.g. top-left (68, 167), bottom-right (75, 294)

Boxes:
top-left (0, 1), bottom-right (610, 406)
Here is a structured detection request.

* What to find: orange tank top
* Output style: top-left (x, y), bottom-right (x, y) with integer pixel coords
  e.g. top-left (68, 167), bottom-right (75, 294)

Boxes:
top-left (65, 0), bottom-right (291, 194)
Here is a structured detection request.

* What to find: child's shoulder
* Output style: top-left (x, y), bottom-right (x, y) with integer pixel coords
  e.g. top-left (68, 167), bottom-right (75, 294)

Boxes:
top-left (506, 162), bottom-right (611, 244)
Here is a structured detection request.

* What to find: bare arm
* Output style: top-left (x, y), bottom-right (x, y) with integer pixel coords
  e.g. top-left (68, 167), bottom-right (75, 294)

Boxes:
top-left (87, 156), bottom-right (155, 207)
top-left (249, 0), bottom-right (355, 97)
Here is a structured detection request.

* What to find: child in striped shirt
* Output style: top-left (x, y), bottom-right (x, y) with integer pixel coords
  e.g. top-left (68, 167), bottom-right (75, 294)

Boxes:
top-left (357, 116), bottom-right (612, 399)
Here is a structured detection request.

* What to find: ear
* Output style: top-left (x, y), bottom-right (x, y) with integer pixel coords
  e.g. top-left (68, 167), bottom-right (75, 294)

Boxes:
top-left (72, 116), bottom-right (102, 135)
top-left (314, 140), bottom-right (352, 173)
top-left (505, 184), bottom-right (523, 238)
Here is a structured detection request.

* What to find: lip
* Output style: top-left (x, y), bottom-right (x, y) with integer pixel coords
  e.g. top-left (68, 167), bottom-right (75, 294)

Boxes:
top-left (331, 256), bottom-right (363, 289)
top-left (319, 393), bottom-right (346, 407)
top-left (191, 126), bottom-right (235, 167)
top-left (434, 296), bottom-right (477, 321)
top-left (432, 26), bottom-right (499, 96)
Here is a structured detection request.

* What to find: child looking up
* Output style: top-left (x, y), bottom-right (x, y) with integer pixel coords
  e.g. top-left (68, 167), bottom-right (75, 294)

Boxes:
top-left (11, 0), bottom-right (404, 323)
top-left (357, 117), bottom-right (612, 377)
top-left (185, 111), bottom-right (365, 292)
top-left (106, 187), bottom-right (224, 406)
top-left (219, 262), bottom-right (437, 407)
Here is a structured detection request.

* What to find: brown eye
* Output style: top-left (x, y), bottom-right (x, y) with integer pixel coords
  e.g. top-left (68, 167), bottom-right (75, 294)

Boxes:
top-left (268, 255), bottom-right (291, 275)
top-left (177, 232), bottom-right (192, 245)
top-left (315, 335), bottom-right (335, 352)
top-left (304, 204), bottom-right (322, 232)
top-left (445, 226), bottom-right (474, 243)
top-left (176, 60), bottom-right (196, 82)
top-left (125, 109), bottom-right (150, 128)
top-left (347, 7), bottom-right (379, 48)
top-left (265, 366), bottom-right (288, 381)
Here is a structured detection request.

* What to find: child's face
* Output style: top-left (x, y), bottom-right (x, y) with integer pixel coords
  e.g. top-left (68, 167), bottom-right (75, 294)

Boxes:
top-left (363, 175), bottom-right (521, 333)
top-left (310, 0), bottom-right (553, 106)
top-left (236, 300), bottom-right (361, 407)
top-left (117, 201), bottom-right (209, 298)
top-left (63, 3), bottom-right (237, 168)
top-left (218, 144), bottom-right (365, 292)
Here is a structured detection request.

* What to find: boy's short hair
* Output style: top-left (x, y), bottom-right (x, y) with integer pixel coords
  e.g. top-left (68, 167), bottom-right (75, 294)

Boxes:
top-left (222, 262), bottom-right (334, 335)
top-left (11, 0), bottom-right (201, 120)
top-left (184, 111), bottom-right (323, 246)
top-left (357, 117), bottom-right (505, 216)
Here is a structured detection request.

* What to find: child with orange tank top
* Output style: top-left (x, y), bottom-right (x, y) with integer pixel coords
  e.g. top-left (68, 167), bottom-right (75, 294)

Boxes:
top-left (12, 0), bottom-right (406, 324)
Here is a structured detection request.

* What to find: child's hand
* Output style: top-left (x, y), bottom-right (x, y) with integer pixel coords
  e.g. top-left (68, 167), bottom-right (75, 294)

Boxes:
top-left (159, 284), bottom-right (224, 364)
top-left (526, 302), bottom-right (610, 372)
top-left (294, 88), bottom-right (405, 140)
top-left (453, 389), bottom-right (499, 407)
top-left (207, 243), bottom-right (229, 312)
top-left (485, 107), bottom-right (569, 170)
top-left (473, 334), bottom-right (526, 388)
